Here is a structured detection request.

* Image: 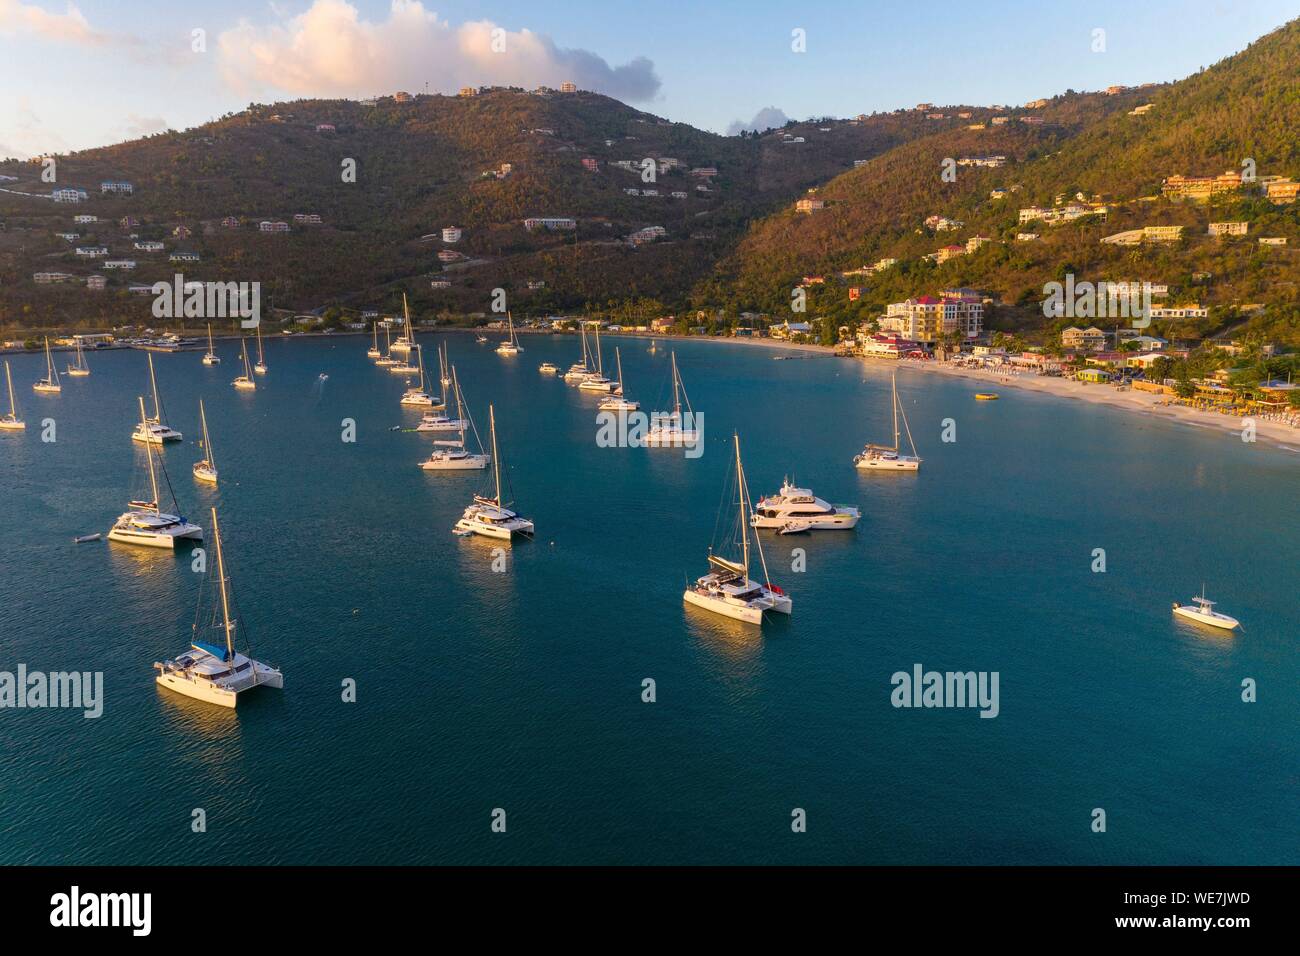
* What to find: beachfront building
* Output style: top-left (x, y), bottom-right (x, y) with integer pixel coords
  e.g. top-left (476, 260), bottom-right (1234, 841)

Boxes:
top-left (879, 293), bottom-right (983, 344)
top-left (1060, 326), bottom-right (1108, 351)
top-left (770, 321), bottom-right (813, 340)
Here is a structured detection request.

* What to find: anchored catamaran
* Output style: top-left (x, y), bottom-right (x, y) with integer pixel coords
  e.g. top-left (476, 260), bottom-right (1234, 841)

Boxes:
top-left (496, 312), bottom-right (523, 355)
top-left (578, 323), bottom-right (615, 392)
top-left (202, 324), bottom-right (221, 365)
top-left (399, 344), bottom-right (436, 406)
top-left (66, 339), bottom-right (90, 377)
top-left (421, 366), bottom-right (489, 470)
top-left (599, 347), bottom-right (639, 411)
top-left (855, 372), bottom-right (921, 471)
top-left (109, 397), bottom-right (203, 548)
top-left (232, 337), bottom-right (256, 390)
top-left (133, 353), bottom-right (183, 442)
top-left (683, 433), bottom-right (792, 625)
top-left (452, 405), bottom-right (533, 538)
top-left (645, 351), bottom-right (699, 447)
top-left (154, 506), bottom-right (283, 708)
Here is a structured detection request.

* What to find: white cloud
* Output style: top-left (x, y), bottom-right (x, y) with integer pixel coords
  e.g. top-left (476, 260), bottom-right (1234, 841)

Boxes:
top-left (121, 114), bottom-right (170, 139)
top-left (0, 97), bottom-right (71, 158)
top-left (0, 0), bottom-right (122, 46)
top-left (727, 106), bottom-right (791, 136)
top-left (216, 0), bottom-right (659, 102)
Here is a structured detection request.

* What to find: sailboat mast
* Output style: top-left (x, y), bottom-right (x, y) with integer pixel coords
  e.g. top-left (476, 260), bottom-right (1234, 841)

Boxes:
top-left (735, 434), bottom-right (748, 576)
top-left (211, 507), bottom-right (235, 662)
top-left (200, 400), bottom-right (215, 470)
top-left (416, 344), bottom-right (425, 390)
top-left (672, 352), bottom-right (682, 416)
top-left (139, 396), bottom-right (160, 507)
top-left (208, 323), bottom-right (214, 352)
top-left (594, 323), bottom-right (603, 375)
top-left (256, 323), bottom-right (264, 363)
top-left (453, 366), bottom-right (466, 443)
top-left (892, 374), bottom-right (900, 450)
top-left (615, 347), bottom-right (624, 390)
top-left (148, 353), bottom-right (161, 421)
top-left (489, 405), bottom-right (502, 505)
top-left (6, 361), bottom-right (15, 416)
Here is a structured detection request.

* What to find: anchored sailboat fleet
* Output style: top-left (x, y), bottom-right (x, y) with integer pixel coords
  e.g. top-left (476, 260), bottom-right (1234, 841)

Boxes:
top-left (645, 351), bottom-right (699, 447)
top-left (202, 324), bottom-right (221, 365)
top-left (564, 323), bottom-right (593, 382)
top-left (154, 506), bottom-right (283, 708)
top-left (855, 372), bottom-right (921, 471)
top-left (1, 361), bottom-right (25, 430)
top-left (133, 354), bottom-right (183, 443)
top-left (232, 337), bottom-right (256, 390)
top-left (453, 405), bottom-right (533, 539)
top-left (683, 433), bottom-right (792, 625)
top-left (109, 397), bottom-right (203, 548)
top-left (192, 399), bottom-right (218, 485)
top-left (33, 337), bottom-right (62, 393)
top-left (421, 367), bottom-right (489, 470)
top-left (66, 339), bottom-right (90, 377)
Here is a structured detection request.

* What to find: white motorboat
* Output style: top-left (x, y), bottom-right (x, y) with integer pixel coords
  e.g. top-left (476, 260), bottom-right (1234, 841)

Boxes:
top-left (232, 337), bottom-right (257, 390)
top-left (154, 506), bottom-right (282, 708)
top-left (644, 352), bottom-right (699, 447)
top-left (599, 348), bottom-right (640, 411)
top-left (453, 405), bottom-right (533, 538)
top-left (855, 372), bottom-right (921, 471)
top-left (66, 339), bottom-right (91, 377)
top-left (133, 353), bottom-right (183, 442)
top-left (1, 360), bottom-right (25, 430)
top-left (202, 324), bottom-right (221, 365)
top-left (421, 366), bottom-right (489, 470)
top-left (253, 323), bottom-right (267, 374)
top-left (539, 362), bottom-right (558, 374)
top-left (366, 322), bottom-right (381, 359)
top-left (33, 337), bottom-right (62, 393)
top-left (192, 399), bottom-right (218, 485)
top-left (399, 344), bottom-right (437, 406)
top-left (751, 479), bottom-right (860, 530)
top-left (109, 397), bottom-right (203, 549)
top-left (496, 312), bottom-right (523, 355)
top-left (683, 433), bottom-right (792, 625)
top-left (1172, 588), bottom-right (1240, 631)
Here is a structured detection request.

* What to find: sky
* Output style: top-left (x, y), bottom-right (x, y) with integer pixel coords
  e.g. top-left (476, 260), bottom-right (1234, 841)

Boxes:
top-left (1, 0), bottom-right (1297, 157)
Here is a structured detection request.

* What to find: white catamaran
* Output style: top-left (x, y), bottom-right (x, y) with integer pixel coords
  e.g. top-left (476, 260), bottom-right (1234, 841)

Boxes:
top-left (109, 397), bottom-right (203, 549)
top-left (855, 372), bottom-right (921, 471)
top-left (578, 323), bottom-right (615, 392)
top-left (366, 322), bottom-right (381, 359)
top-left (375, 323), bottom-right (398, 367)
top-left (598, 347), bottom-right (639, 411)
top-left (232, 337), bottom-right (256, 390)
top-left (192, 399), bottom-right (218, 485)
top-left (421, 366), bottom-right (489, 470)
top-left (645, 351), bottom-right (699, 447)
top-left (1, 360), bottom-right (25, 430)
top-left (564, 322), bottom-right (593, 382)
top-left (66, 338), bottom-right (91, 377)
top-left (496, 312), bottom-right (523, 355)
top-left (452, 405), bottom-right (534, 538)
top-left (253, 323), bottom-right (267, 374)
top-left (154, 506), bottom-right (283, 708)
top-left (133, 353), bottom-right (183, 443)
top-left (33, 337), bottom-right (62, 393)
top-left (390, 296), bottom-right (415, 356)
top-left (399, 344), bottom-right (436, 406)
top-left (202, 323), bottom-right (221, 365)
top-left (683, 433), bottom-right (792, 625)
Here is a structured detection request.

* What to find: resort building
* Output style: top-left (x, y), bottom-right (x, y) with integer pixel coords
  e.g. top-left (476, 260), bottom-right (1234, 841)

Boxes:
top-left (560, 82), bottom-right (577, 93)
top-left (100, 181), bottom-right (133, 194)
top-left (880, 293), bottom-right (983, 343)
top-left (1264, 178), bottom-right (1298, 204)
top-left (52, 188), bottom-right (87, 203)
top-left (1101, 225), bottom-right (1184, 245)
top-left (1147, 303), bottom-right (1208, 319)
top-left (1161, 171), bottom-right (1243, 201)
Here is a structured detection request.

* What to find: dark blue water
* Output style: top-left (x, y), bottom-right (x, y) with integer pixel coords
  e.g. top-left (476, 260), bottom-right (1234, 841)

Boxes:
top-left (0, 334), bottom-right (1295, 864)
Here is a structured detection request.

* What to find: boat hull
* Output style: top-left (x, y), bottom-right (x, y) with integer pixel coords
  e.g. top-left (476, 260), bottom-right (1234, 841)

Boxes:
top-left (855, 454), bottom-right (920, 472)
top-left (107, 525), bottom-right (203, 548)
top-left (421, 454), bottom-right (489, 470)
top-left (1173, 606), bottom-right (1239, 630)
top-left (0, 419), bottom-right (25, 431)
top-left (752, 512), bottom-right (859, 530)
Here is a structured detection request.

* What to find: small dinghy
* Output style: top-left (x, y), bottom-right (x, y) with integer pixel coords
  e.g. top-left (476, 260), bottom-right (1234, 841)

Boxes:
top-left (74, 533), bottom-right (102, 543)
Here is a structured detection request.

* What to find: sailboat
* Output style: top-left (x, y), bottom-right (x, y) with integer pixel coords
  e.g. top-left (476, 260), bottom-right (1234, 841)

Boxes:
top-left (33, 337), bottom-right (62, 393)
top-left (599, 347), bottom-right (639, 411)
top-left (854, 372), bottom-right (921, 471)
top-left (154, 505), bottom-right (283, 708)
top-left (375, 323), bottom-right (398, 367)
top-left (202, 324), bottom-right (221, 365)
top-left (391, 295), bottom-right (415, 355)
top-left (0, 360), bottom-right (25, 430)
top-left (366, 322), bottom-right (381, 359)
top-left (564, 323), bottom-right (593, 381)
top-left (192, 399), bottom-right (218, 484)
top-left (578, 323), bottom-right (615, 391)
top-left (133, 353), bottom-right (183, 442)
top-left (108, 396), bottom-right (203, 548)
top-left (1172, 586), bottom-right (1240, 631)
top-left (421, 366), bottom-right (489, 470)
top-left (452, 405), bottom-right (533, 538)
top-left (232, 337), bottom-right (256, 390)
top-left (438, 341), bottom-right (452, 390)
top-left (253, 323), bottom-right (267, 374)
top-left (66, 338), bottom-right (90, 377)
top-left (683, 433), bottom-right (792, 625)
top-left (399, 344), bottom-right (436, 406)
top-left (495, 312), bottom-right (523, 355)
top-left (645, 351), bottom-right (699, 447)
top-left (648, 339), bottom-right (658, 354)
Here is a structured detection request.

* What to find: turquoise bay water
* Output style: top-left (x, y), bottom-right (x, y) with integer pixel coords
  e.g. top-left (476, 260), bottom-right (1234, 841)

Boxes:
top-left (0, 334), bottom-right (1295, 865)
